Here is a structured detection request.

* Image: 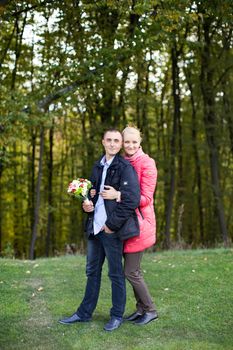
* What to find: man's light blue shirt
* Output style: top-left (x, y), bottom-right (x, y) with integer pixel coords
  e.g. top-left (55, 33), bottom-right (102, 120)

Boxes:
top-left (93, 156), bottom-right (115, 235)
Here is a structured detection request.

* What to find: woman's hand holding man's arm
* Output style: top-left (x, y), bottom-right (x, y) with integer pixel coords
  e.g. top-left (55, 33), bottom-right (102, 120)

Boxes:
top-left (100, 185), bottom-right (121, 201)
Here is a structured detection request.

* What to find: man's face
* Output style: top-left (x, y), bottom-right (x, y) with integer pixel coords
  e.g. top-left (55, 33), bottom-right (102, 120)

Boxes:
top-left (102, 131), bottom-right (122, 159)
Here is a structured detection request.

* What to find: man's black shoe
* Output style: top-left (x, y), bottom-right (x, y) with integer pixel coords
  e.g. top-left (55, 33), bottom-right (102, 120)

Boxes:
top-left (134, 311), bottom-right (158, 325)
top-left (104, 317), bottom-right (122, 331)
top-left (124, 311), bottom-right (143, 321)
top-left (58, 312), bottom-right (90, 324)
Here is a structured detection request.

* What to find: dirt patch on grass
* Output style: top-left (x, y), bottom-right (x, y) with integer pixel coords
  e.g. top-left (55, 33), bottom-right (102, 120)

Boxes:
top-left (24, 277), bottom-right (53, 329)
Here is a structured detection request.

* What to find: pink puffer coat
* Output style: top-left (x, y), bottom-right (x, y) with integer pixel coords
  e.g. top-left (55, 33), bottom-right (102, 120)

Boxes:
top-left (124, 148), bottom-right (157, 253)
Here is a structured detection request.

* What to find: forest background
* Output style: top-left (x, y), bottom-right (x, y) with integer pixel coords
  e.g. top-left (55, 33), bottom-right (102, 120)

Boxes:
top-left (0, 0), bottom-right (232, 260)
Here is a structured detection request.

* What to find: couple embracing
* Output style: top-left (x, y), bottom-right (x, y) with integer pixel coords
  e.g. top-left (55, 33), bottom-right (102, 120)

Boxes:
top-left (59, 126), bottom-right (158, 331)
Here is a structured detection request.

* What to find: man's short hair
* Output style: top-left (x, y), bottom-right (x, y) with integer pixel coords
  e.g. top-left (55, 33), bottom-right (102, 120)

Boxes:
top-left (102, 128), bottom-right (122, 139)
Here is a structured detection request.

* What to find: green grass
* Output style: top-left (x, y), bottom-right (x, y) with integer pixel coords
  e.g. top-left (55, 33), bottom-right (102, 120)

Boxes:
top-left (0, 248), bottom-right (233, 350)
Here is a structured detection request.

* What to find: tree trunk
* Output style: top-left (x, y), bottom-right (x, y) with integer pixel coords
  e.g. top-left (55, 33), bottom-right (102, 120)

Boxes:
top-left (11, 12), bottom-right (27, 90)
top-left (115, 5), bottom-right (140, 126)
top-left (13, 142), bottom-right (21, 257)
top-left (157, 68), bottom-right (169, 236)
top-left (136, 74), bottom-right (141, 128)
top-left (221, 28), bottom-right (233, 156)
top-left (95, 7), bottom-right (119, 125)
top-left (115, 66), bottom-right (129, 127)
top-left (184, 67), bottom-right (204, 243)
top-left (11, 14), bottom-right (27, 257)
top-left (0, 139), bottom-right (5, 253)
top-left (164, 43), bottom-right (180, 248)
top-left (46, 123), bottom-right (54, 257)
top-left (200, 18), bottom-right (228, 246)
top-left (27, 130), bottom-right (36, 249)
top-left (0, 168), bottom-right (2, 253)
top-left (29, 127), bottom-right (44, 259)
top-left (141, 58), bottom-right (151, 154)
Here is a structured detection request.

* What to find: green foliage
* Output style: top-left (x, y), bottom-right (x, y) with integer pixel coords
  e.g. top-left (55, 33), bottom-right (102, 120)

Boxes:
top-left (0, 0), bottom-right (233, 257)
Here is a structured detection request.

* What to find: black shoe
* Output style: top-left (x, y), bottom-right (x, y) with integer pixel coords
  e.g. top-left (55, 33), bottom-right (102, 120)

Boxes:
top-left (124, 311), bottom-right (143, 321)
top-left (134, 311), bottom-right (158, 325)
top-left (104, 317), bottom-right (123, 331)
top-left (58, 312), bottom-right (91, 324)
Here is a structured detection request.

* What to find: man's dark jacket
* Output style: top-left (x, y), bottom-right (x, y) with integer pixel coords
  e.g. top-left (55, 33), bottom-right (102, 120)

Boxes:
top-left (85, 153), bottom-right (140, 240)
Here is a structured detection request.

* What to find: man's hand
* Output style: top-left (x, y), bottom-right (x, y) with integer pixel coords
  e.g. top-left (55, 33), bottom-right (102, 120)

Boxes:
top-left (103, 224), bottom-right (114, 234)
top-left (82, 200), bottom-right (94, 212)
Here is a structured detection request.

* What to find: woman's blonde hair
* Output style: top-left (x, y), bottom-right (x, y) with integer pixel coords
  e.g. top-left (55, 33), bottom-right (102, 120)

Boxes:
top-left (122, 124), bottom-right (142, 141)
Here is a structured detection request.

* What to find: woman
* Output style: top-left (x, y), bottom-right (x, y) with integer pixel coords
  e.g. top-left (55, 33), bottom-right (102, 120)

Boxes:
top-left (100, 126), bottom-right (158, 325)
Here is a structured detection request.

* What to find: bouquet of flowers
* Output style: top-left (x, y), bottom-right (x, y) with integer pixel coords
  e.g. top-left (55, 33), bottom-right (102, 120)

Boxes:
top-left (67, 178), bottom-right (92, 204)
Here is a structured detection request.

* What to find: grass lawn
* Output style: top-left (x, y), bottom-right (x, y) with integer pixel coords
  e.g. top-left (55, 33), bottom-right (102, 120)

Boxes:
top-left (0, 248), bottom-right (232, 350)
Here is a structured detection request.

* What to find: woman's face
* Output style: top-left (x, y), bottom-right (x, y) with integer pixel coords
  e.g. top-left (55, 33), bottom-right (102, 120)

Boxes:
top-left (123, 131), bottom-right (141, 157)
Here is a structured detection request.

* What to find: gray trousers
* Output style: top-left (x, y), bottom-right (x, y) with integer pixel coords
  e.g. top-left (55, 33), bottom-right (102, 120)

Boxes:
top-left (124, 251), bottom-right (156, 313)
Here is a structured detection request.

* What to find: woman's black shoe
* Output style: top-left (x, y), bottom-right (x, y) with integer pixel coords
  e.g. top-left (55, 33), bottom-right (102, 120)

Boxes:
top-left (134, 311), bottom-right (158, 325)
top-left (124, 311), bottom-right (143, 321)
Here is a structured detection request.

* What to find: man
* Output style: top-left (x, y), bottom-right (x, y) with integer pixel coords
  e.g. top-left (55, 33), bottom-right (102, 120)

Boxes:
top-left (59, 129), bottom-right (140, 331)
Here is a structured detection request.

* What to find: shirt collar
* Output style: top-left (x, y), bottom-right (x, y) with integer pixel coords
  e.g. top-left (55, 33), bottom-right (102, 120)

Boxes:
top-left (100, 155), bottom-right (115, 167)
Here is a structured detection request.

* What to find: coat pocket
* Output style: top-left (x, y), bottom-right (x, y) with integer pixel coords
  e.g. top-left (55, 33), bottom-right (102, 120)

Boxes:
top-left (117, 213), bottom-right (140, 241)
